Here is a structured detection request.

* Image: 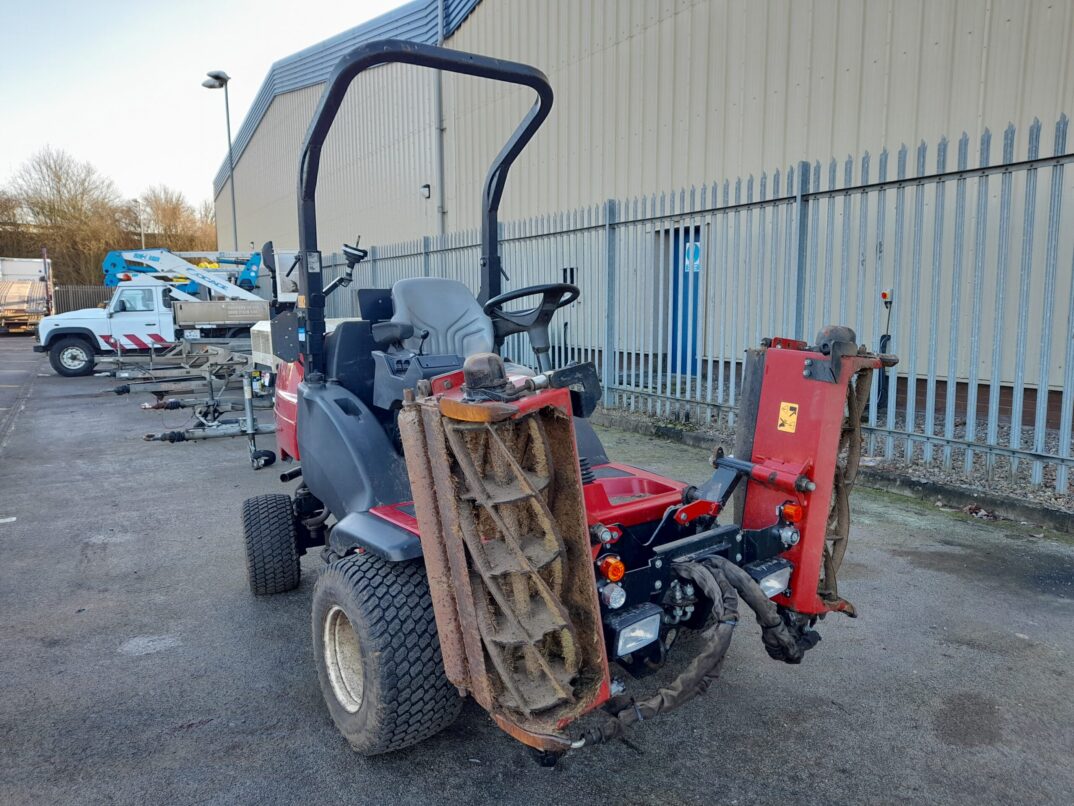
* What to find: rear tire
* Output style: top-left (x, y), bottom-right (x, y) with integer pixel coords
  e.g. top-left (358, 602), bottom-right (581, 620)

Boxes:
top-left (312, 553), bottom-right (462, 755)
top-left (48, 336), bottom-right (95, 377)
top-left (241, 494), bottom-right (301, 595)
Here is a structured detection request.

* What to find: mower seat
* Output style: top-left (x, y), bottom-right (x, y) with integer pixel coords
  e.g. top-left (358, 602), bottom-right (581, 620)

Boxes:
top-left (390, 277), bottom-right (494, 356)
top-left (390, 277), bottom-right (536, 376)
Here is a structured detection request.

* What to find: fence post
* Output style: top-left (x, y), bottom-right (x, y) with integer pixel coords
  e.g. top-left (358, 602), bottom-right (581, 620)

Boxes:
top-left (793, 159), bottom-right (811, 340)
top-left (368, 245), bottom-right (378, 287)
top-left (422, 236), bottom-right (431, 277)
top-left (602, 199), bottom-right (618, 399)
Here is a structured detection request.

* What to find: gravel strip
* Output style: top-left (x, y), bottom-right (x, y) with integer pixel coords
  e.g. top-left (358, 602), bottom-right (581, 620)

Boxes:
top-left (596, 402), bottom-right (1073, 515)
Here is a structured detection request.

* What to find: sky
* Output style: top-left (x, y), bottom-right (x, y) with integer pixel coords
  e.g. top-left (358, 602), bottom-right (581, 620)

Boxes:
top-left (0, 0), bottom-right (402, 207)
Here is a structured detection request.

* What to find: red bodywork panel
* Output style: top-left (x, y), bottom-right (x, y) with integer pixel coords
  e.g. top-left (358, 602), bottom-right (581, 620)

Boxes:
top-left (274, 359), bottom-right (303, 461)
top-left (741, 345), bottom-right (881, 615)
top-left (382, 367), bottom-right (688, 543)
top-left (582, 464), bottom-right (686, 528)
top-left (372, 461), bottom-right (685, 540)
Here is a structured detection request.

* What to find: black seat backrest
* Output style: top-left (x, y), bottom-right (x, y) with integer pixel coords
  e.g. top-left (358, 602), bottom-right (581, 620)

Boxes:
top-left (324, 320), bottom-right (376, 404)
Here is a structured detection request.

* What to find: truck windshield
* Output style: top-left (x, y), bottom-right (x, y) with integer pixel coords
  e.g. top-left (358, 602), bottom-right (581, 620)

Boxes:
top-left (116, 289), bottom-right (154, 312)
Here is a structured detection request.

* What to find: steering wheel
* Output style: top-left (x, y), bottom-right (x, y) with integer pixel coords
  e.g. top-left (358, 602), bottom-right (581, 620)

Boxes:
top-left (482, 283), bottom-right (579, 372)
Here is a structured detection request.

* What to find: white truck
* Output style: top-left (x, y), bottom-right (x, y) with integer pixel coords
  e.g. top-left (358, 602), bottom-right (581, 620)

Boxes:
top-left (34, 250), bottom-right (269, 377)
top-left (0, 257), bottom-right (50, 334)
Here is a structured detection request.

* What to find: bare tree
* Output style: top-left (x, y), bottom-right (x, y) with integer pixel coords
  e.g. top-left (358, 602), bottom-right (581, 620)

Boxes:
top-left (8, 147), bottom-right (129, 283)
top-left (0, 190), bottom-right (31, 258)
top-left (195, 199), bottom-right (217, 247)
top-left (140, 185), bottom-right (217, 252)
top-left (1, 149), bottom-right (219, 283)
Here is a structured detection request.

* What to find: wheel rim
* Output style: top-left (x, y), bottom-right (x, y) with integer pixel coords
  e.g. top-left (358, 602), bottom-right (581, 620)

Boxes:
top-left (59, 346), bottom-right (88, 370)
top-left (323, 605), bottom-right (364, 713)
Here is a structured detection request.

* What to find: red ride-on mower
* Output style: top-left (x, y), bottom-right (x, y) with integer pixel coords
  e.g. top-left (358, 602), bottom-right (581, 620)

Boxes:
top-left (241, 40), bottom-right (898, 762)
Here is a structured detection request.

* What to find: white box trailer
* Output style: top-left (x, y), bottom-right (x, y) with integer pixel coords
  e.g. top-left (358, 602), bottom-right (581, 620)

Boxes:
top-left (0, 257), bottom-right (50, 333)
top-left (0, 257), bottom-right (49, 281)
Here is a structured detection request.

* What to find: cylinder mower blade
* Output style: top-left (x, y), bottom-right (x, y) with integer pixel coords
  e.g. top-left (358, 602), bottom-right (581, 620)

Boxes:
top-left (398, 387), bottom-right (610, 750)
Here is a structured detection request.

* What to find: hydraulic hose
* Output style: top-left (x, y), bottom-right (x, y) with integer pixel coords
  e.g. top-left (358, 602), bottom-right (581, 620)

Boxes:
top-left (572, 555), bottom-right (822, 747)
top-left (706, 555), bottom-right (819, 664)
top-left (572, 561), bottom-right (739, 746)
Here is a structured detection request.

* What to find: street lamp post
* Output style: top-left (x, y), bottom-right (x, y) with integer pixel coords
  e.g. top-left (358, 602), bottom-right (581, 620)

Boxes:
top-left (202, 70), bottom-right (238, 250)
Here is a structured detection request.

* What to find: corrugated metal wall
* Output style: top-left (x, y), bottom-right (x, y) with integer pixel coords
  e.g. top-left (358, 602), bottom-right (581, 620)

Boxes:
top-left (217, 64), bottom-right (441, 255)
top-left (218, 0), bottom-right (1074, 247)
top-left (442, 0), bottom-right (1074, 228)
top-left (216, 85), bottom-right (321, 250)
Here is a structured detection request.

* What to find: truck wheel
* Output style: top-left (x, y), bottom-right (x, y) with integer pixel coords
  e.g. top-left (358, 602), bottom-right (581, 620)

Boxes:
top-left (48, 336), bottom-right (95, 377)
top-left (241, 494), bottom-right (301, 595)
top-left (312, 553), bottom-right (462, 755)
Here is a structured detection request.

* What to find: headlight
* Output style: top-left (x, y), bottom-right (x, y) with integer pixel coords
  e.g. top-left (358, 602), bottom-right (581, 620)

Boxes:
top-left (745, 557), bottom-right (793, 599)
top-left (604, 603), bottom-right (663, 658)
top-left (617, 612), bottom-right (662, 656)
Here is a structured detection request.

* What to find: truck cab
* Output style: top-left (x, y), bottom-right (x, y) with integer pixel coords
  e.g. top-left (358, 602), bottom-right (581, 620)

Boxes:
top-left (34, 283), bottom-right (177, 376)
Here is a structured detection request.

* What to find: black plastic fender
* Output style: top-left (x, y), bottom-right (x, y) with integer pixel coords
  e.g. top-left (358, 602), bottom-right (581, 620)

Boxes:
top-left (43, 327), bottom-right (101, 351)
top-left (296, 381), bottom-right (410, 520)
top-left (331, 511), bottom-right (421, 561)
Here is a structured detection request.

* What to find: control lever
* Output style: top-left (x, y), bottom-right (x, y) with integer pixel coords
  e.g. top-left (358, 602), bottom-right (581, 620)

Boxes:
top-left (523, 361), bottom-right (602, 417)
top-left (416, 329), bottom-right (430, 356)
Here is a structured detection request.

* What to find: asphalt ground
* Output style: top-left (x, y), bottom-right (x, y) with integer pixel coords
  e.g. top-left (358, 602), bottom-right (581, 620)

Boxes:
top-left (0, 335), bottom-right (41, 447)
top-left (1, 340), bottom-right (1072, 805)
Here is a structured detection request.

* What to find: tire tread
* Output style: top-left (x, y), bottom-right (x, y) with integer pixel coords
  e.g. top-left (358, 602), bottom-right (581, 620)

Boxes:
top-left (242, 494), bottom-right (300, 595)
top-left (314, 553), bottom-right (461, 754)
top-left (48, 336), bottom-right (95, 377)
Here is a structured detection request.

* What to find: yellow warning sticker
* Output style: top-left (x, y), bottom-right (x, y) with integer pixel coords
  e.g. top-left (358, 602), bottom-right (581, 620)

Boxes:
top-left (777, 401), bottom-right (799, 433)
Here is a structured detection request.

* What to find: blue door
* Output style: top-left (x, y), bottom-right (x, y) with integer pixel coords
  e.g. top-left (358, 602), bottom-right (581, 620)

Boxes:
top-left (670, 228), bottom-right (701, 375)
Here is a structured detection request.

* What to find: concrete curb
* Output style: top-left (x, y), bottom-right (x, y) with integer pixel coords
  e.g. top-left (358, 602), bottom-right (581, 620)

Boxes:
top-left (590, 409), bottom-right (1074, 534)
top-left (855, 467), bottom-right (1073, 533)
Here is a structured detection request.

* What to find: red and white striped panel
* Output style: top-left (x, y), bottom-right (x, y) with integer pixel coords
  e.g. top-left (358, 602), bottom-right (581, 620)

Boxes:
top-left (100, 334), bottom-right (174, 351)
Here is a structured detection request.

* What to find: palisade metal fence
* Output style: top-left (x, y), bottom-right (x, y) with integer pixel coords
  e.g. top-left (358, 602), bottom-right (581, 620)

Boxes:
top-left (51, 285), bottom-right (113, 314)
top-left (322, 115), bottom-right (1074, 493)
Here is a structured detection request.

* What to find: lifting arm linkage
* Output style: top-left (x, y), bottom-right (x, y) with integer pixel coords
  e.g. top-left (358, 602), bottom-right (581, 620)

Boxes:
top-left (295, 39), bottom-right (554, 378)
top-left (118, 250), bottom-right (262, 301)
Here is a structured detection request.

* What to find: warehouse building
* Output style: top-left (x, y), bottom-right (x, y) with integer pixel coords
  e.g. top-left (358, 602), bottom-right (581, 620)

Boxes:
top-left (214, 0), bottom-right (1072, 250)
top-left (212, 0), bottom-right (1074, 491)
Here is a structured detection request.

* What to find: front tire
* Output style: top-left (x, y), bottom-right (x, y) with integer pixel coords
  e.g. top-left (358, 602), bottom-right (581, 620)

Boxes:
top-left (48, 336), bottom-right (95, 377)
top-left (312, 553), bottom-right (462, 755)
top-left (241, 494), bottom-right (301, 595)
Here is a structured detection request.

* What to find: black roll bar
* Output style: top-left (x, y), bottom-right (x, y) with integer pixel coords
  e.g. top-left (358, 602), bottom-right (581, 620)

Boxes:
top-left (295, 39), bottom-right (554, 378)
